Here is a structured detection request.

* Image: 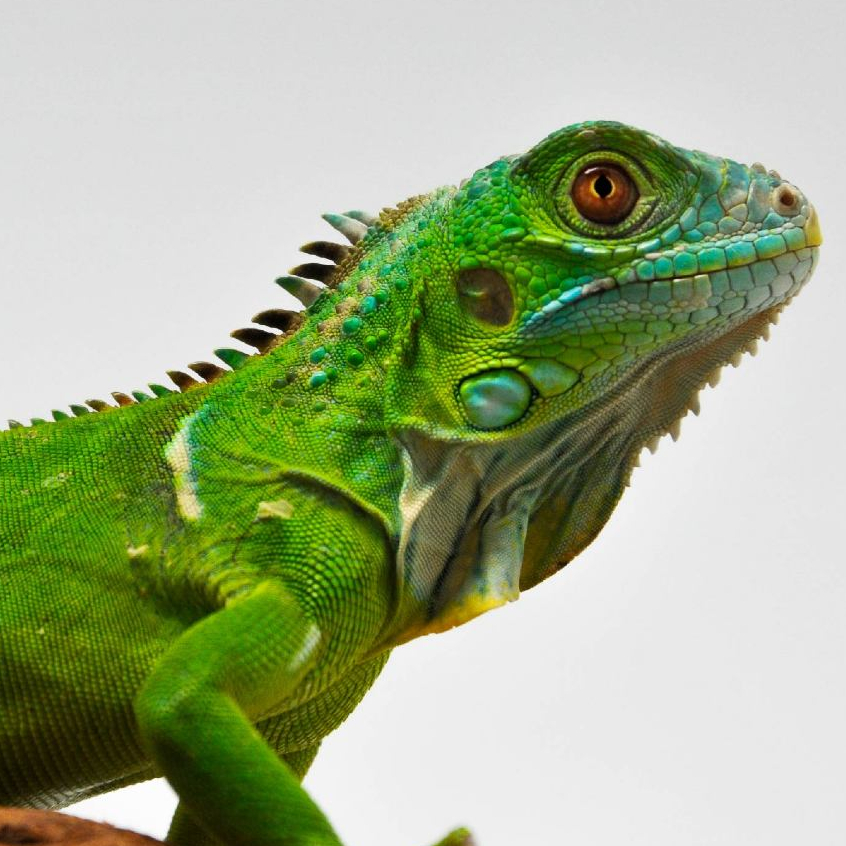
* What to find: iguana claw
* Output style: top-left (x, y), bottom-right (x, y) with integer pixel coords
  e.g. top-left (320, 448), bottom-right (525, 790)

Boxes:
top-left (430, 827), bottom-right (475, 846)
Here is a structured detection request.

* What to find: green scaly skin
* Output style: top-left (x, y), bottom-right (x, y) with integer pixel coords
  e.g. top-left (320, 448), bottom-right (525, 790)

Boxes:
top-left (0, 121), bottom-right (821, 845)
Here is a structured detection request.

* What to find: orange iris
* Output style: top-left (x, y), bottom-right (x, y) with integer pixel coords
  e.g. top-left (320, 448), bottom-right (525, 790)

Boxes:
top-left (571, 163), bottom-right (638, 224)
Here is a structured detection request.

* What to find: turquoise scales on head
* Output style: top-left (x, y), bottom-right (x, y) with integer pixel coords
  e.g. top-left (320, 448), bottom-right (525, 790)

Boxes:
top-left (0, 121), bottom-right (821, 845)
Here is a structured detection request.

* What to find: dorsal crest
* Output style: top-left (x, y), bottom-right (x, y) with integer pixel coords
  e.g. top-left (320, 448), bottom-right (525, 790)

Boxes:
top-left (5, 210), bottom-right (381, 430)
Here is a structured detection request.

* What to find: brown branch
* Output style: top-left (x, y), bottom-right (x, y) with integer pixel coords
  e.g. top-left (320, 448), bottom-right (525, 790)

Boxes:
top-left (0, 807), bottom-right (163, 845)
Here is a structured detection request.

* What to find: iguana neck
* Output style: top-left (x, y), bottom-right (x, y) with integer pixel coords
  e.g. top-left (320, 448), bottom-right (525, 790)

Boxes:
top-left (375, 303), bottom-right (781, 649)
top-left (180, 189), bottom-right (455, 535)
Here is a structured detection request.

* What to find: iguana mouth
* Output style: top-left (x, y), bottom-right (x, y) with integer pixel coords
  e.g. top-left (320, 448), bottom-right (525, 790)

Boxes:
top-left (537, 234), bottom-right (819, 322)
top-left (522, 201), bottom-right (821, 331)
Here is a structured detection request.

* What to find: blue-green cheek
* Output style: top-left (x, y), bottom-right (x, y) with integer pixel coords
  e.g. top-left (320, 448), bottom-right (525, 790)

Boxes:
top-left (459, 369), bottom-right (532, 430)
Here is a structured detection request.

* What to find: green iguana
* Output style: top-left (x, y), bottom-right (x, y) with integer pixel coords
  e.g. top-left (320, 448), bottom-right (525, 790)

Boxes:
top-left (0, 121), bottom-right (822, 846)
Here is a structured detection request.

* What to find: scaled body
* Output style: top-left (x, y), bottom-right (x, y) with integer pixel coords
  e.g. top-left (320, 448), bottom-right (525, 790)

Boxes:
top-left (0, 122), bottom-right (821, 845)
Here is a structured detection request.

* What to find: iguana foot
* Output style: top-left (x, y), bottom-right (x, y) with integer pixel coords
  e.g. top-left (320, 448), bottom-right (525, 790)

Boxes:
top-left (430, 827), bottom-right (475, 846)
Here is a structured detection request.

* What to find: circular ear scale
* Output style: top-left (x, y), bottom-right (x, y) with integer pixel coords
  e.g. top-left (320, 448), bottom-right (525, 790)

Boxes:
top-left (456, 268), bottom-right (515, 327)
top-left (459, 368), bottom-right (532, 429)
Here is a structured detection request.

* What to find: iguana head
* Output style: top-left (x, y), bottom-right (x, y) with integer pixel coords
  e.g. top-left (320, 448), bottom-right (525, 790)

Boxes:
top-left (383, 121), bottom-right (821, 638)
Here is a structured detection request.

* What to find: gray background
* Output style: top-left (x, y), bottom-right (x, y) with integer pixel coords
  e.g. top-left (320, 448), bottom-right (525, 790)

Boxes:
top-left (1, 1), bottom-right (844, 844)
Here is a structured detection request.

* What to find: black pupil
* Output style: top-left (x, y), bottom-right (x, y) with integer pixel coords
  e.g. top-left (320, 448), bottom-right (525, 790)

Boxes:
top-left (593, 173), bottom-right (614, 198)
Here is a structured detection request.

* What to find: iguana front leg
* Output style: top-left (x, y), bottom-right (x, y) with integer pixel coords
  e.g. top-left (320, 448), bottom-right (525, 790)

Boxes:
top-left (166, 806), bottom-right (223, 846)
top-left (135, 580), bottom-right (471, 846)
top-left (167, 808), bottom-right (473, 846)
top-left (135, 581), bottom-right (340, 846)
top-left (165, 739), bottom-right (474, 846)
top-left (166, 745), bottom-right (322, 846)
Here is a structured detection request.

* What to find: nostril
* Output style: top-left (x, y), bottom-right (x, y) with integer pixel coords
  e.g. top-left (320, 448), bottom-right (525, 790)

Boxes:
top-left (773, 184), bottom-right (800, 216)
top-left (778, 187), bottom-right (796, 207)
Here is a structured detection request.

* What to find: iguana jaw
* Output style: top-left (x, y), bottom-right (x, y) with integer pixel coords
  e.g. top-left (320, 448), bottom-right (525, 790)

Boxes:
top-left (518, 294), bottom-right (803, 590)
top-left (384, 238), bottom-right (818, 646)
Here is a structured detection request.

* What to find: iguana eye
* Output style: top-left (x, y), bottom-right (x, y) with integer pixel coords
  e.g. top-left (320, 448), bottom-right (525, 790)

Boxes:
top-left (571, 163), bottom-right (638, 224)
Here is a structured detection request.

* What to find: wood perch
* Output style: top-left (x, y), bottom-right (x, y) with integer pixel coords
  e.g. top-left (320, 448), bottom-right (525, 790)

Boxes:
top-left (0, 807), bottom-right (162, 845)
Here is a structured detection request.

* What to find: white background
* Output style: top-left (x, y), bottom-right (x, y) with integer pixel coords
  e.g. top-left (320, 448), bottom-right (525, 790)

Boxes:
top-left (1, 2), bottom-right (844, 844)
